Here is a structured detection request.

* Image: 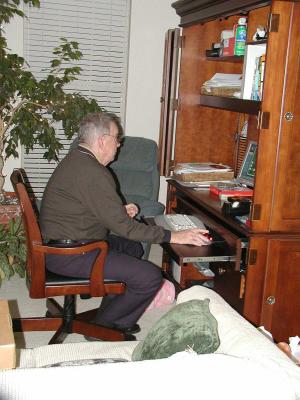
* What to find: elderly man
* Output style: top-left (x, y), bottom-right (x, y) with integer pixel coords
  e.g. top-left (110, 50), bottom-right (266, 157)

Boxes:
top-left (40, 112), bottom-right (210, 336)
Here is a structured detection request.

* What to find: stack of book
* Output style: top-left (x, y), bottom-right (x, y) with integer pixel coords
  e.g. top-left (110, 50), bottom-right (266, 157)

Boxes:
top-left (173, 163), bottom-right (234, 182)
top-left (251, 53), bottom-right (265, 101)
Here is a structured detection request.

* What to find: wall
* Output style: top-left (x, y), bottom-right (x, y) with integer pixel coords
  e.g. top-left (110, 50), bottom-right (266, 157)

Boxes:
top-left (4, 0), bottom-right (179, 201)
top-left (125, 0), bottom-right (178, 203)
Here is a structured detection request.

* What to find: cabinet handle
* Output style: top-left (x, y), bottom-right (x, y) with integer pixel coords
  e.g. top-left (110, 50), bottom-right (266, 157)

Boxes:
top-left (284, 112), bottom-right (294, 121)
top-left (266, 296), bottom-right (275, 305)
top-left (257, 111), bottom-right (270, 129)
top-left (248, 249), bottom-right (257, 265)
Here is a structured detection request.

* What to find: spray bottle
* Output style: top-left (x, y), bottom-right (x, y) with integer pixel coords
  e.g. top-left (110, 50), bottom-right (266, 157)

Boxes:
top-left (234, 17), bottom-right (247, 56)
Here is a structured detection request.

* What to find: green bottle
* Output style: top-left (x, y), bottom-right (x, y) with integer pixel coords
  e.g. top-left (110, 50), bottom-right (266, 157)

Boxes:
top-left (234, 17), bottom-right (247, 56)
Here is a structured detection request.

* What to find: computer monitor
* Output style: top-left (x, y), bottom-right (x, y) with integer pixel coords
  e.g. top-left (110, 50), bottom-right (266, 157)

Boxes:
top-left (238, 141), bottom-right (257, 187)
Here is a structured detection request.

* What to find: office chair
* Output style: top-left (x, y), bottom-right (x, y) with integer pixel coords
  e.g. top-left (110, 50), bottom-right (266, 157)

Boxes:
top-left (10, 169), bottom-right (130, 344)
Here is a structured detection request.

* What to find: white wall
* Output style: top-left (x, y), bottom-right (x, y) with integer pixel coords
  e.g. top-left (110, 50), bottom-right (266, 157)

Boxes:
top-left (125, 0), bottom-right (178, 140)
top-left (3, 1), bottom-right (179, 200)
top-left (125, 0), bottom-right (179, 203)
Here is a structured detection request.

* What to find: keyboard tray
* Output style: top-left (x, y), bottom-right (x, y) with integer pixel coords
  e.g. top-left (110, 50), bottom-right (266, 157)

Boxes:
top-left (146, 213), bottom-right (246, 267)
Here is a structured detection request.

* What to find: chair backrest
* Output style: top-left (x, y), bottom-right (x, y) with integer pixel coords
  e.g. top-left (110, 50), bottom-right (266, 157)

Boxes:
top-left (11, 169), bottom-right (46, 297)
top-left (70, 136), bottom-right (161, 202)
top-left (109, 136), bottom-right (160, 201)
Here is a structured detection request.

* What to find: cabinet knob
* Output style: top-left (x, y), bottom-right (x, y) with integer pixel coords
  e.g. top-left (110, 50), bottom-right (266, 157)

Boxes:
top-left (266, 296), bottom-right (275, 305)
top-left (284, 112), bottom-right (294, 121)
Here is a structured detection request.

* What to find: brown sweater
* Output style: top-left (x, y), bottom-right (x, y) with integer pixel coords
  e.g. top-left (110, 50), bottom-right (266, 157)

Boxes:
top-left (40, 146), bottom-right (170, 243)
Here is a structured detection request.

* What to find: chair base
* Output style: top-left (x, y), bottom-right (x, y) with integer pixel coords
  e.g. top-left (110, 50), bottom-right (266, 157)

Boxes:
top-left (12, 297), bottom-right (131, 344)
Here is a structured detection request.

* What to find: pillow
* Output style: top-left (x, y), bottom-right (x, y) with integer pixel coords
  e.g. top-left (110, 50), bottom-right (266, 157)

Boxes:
top-left (132, 299), bottom-right (220, 361)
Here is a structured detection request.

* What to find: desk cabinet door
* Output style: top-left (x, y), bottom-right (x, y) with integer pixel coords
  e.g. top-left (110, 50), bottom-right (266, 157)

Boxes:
top-left (270, 2), bottom-right (300, 232)
top-left (261, 239), bottom-right (300, 342)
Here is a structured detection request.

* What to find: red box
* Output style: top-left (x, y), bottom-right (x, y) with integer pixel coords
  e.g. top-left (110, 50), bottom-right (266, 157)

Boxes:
top-left (221, 37), bottom-right (235, 56)
top-left (210, 183), bottom-right (253, 197)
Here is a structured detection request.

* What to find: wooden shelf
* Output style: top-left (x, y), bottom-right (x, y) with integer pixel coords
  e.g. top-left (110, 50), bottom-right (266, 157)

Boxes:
top-left (199, 95), bottom-right (261, 114)
top-left (206, 56), bottom-right (244, 62)
top-left (246, 39), bottom-right (268, 45)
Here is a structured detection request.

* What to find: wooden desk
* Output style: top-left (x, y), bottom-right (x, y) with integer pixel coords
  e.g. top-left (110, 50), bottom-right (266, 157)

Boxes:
top-left (162, 180), bottom-right (300, 340)
top-left (148, 180), bottom-right (250, 312)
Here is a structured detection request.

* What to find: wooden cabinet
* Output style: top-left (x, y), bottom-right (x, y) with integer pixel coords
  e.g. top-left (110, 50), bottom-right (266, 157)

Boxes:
top-left (159, 0), bottom-right (300, 340)
top-left (245, 238), bottom-right (300, 342)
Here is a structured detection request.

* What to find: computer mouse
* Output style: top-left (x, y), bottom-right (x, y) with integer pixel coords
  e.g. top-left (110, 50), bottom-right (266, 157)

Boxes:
top-left (202, 232), bottom-right (213, 243)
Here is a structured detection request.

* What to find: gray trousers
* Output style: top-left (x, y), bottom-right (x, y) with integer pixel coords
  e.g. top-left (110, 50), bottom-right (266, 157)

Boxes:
top-left (45, 235), bottom-right (162, 329)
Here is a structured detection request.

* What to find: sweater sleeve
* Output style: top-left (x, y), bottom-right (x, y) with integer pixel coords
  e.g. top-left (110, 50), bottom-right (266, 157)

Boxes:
top-left (80, 165), bottom-right (170, 244)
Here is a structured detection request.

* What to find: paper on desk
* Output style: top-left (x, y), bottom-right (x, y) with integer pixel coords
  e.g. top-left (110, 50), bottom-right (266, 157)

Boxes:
top-left (174, 180), bottom-right (233, 188)
top-left (174, 162), bottom-right (233, 174)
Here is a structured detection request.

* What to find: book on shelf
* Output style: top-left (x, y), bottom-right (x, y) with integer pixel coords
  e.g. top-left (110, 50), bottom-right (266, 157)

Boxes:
top-left (173, 162), bottom-right (234, 182)
top-left (251, 53), bottom-right (265, 101)
top-left (210, 182), bottom-right (253, 197)
top-left (241, 42), bottom-right (266, 100)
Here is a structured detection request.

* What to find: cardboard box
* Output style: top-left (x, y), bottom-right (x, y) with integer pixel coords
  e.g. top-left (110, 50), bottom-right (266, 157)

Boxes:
top-left (0, 300), bottom-right (16, 369)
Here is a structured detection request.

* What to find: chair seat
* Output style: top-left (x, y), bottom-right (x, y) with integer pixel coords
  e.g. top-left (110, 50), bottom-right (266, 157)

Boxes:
top-left (46, 270), bottom-right (120, 286)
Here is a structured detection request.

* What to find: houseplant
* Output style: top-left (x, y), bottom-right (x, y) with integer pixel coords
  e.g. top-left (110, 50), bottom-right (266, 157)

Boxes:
top-left (0, 0), bottom-right (103, 283)
top-left (0, 216), bottom-right (26, 283)
top-left (0, 0), bottom-right (102, 195)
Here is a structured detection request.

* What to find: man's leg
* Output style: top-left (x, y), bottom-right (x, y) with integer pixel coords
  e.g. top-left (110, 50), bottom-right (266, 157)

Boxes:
top-left (106, 234), bottom-right (144, 259)
top-left (45, 237), bottom-right (162, 329)
top-left (94, 251), bottom-right (162, 329)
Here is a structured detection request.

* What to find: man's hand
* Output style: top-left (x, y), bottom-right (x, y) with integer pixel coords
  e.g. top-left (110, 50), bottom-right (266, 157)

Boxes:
top-left (125, 203), bottom-right (139, 218)
top-left (170, 228), bottom-right (212, 246)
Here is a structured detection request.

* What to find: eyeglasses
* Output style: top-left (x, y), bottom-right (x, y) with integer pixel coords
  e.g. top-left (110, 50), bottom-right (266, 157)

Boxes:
top-left (103, 134), bottom-right (124, 144)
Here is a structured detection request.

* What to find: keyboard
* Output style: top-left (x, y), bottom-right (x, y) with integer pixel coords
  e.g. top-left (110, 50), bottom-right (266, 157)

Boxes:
top-left (154, 214), bottom-right (206, 231)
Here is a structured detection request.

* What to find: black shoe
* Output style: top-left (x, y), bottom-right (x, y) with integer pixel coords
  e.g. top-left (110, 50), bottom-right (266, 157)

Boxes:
top-left (118, 323), bottom-right (141, 334)
top-left (92, 321), bottom-right (141, 335)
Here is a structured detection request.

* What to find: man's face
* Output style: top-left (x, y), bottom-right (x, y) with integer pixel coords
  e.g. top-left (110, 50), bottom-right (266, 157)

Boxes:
top-left (101, 122), bottom-right (121, 165)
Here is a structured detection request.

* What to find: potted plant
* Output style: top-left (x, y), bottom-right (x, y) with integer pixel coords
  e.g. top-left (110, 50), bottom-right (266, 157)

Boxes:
top-left (0, 216), bottom-right (26, 285)
top-left (0, 0), bottom-right (103, 282)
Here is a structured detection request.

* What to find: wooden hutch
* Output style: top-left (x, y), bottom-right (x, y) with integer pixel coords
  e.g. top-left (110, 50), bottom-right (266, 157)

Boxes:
top-left (159, 0), bottom-right (300, 341)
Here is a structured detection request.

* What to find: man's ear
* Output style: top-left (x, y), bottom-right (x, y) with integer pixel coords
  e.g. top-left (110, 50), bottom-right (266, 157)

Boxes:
top-left (97, 135), bottom-right (105, 149)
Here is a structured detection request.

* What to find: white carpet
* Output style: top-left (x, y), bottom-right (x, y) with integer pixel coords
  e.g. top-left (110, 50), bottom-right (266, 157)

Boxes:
top-left (0, 245), bottom-right (174, 348)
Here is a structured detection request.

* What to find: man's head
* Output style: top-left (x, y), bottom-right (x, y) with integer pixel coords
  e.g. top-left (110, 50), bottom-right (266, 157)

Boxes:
top-left (78, 112), bottom-right (123, 165)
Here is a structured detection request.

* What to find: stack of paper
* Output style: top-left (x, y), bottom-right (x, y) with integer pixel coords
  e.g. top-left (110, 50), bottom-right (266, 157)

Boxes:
top-left (173, 162), bottom-right (234, 182)
top-left (201, 73), bottom-right (242, 97)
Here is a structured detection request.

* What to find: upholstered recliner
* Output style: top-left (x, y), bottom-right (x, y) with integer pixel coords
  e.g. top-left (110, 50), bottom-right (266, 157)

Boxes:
top-left (109, 136), bottom-right (165, 219)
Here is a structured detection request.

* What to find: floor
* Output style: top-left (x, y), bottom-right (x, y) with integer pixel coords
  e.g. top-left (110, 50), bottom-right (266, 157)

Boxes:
top-left (0, 244), bottom-right (174, 349)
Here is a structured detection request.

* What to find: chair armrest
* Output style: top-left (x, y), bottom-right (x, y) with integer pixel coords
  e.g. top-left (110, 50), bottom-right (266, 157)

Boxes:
top-left (33, 241), bottom-right (109, 296)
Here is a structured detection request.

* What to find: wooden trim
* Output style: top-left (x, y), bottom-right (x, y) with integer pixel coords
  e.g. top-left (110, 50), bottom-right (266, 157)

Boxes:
top-left (172, 0), bottom-right (271, 26)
